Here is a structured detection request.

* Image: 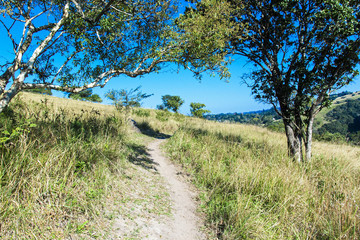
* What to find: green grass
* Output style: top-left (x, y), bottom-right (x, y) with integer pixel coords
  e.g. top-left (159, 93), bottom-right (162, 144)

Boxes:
top-left (165, 119), bottom-right (360, 239)
top-left (0, 93), bottom-right (170, 239)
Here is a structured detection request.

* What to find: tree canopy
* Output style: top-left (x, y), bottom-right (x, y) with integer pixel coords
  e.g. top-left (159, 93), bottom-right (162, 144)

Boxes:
top-left (184, 0), bottom-right (360, 162)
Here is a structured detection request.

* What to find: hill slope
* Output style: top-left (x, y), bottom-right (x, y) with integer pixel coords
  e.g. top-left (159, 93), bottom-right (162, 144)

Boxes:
top-left (2, 92), bottom-right (360, 239)
top-left (206, 91), bottom-right (360, 144)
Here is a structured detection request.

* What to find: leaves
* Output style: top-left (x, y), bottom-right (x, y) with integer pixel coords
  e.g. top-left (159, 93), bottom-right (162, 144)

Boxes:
top-left (190, 102), bottom-right (210, 118)
top-left (161, 95), bottom-right (184, 113)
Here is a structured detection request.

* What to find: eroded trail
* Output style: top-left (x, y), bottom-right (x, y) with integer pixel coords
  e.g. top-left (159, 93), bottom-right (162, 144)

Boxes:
top-left (111, 138), bottom-right (206, 240)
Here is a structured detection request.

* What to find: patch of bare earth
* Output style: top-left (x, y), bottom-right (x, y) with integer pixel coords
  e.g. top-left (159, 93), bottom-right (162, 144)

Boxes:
top-left (110, 139), bottom-right (208, 240)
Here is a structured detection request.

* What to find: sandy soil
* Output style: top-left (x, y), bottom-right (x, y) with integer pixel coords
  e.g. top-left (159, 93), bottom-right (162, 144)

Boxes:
top-left (111, 138), bottom-right (207, 240)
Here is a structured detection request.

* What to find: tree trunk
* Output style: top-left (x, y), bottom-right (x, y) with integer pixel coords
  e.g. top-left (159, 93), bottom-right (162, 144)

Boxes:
top-left (284, 122), bottom-right (302, 162)
top-left (0, 90), bottom-right (17, 113)
top-left (305, 116), bottom-right (314, 162)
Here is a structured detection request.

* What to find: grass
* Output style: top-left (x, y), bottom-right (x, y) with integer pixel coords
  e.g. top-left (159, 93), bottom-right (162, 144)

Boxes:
top-left (164, 119), bottom-right (360, 239)
top-left (2, 91), bottom-right (360, 239)
top-left (0, 93), bottom-right (171, 239)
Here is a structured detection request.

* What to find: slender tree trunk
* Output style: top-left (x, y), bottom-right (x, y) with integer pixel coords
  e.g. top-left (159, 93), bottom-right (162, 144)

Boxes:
top-left (305, 116), bottom-right (314, 162)
top-left (284, 122), bottom-right (302, 162)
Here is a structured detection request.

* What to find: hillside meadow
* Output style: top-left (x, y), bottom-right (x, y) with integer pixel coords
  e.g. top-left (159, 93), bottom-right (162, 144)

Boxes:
top-left (0, 93), bottom-right (170, 239)
top-left (162, 120), bottom-right (360, 239)
top-left (1, 92), bottom-right (360, 239)
top-left (130, 104), bottom-right (360, 239)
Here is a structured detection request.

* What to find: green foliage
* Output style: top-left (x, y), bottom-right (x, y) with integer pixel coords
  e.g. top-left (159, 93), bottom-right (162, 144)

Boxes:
top-left (315, 98), bottom-right (360, 144)
top-left (0, 120), bottom-right (37, 145)
top-left (190, 102), bottom-right (210, 118)
top-left (176, 0), bottom-right (237, 79)
top-left (68, 89), bottom-right (102, 103)
top-left (185, 0), bottom-right (360, 161)
top-left (206, 108), bottom-right (281, 126)
top-left (161, 95), bottom-right (184, 113)
top-left (106, 86), bottom-right (152, 112)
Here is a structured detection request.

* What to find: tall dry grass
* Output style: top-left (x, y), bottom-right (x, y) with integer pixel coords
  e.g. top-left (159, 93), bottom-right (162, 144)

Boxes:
top-left (0, 93), bottom-right (136, 239)
top-left (165, 119), bottom-right (360, 239)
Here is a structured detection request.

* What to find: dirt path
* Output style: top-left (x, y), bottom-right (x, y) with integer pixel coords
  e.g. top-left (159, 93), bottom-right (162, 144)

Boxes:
top-left (147, 139), bottom-right (206, 240)
top-left (111, 138), bottom-right (207, 240)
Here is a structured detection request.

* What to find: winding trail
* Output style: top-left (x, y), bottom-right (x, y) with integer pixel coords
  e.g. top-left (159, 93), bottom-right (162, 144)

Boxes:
top-left (147, 139), bottom-right (206, 240)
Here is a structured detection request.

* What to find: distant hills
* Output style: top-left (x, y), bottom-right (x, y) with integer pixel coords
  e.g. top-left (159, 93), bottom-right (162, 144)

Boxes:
top-left (205, 91), bottom-right (360, 145)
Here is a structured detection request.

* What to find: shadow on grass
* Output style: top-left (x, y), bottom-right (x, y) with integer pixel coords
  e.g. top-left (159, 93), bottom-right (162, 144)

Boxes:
top-left (131, 120), bottom-right (171, 139)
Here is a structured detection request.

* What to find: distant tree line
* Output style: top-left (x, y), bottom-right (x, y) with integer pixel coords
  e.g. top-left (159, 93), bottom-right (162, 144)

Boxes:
top-left (205, 108), bottom-right (281, 126)
top-left (315, 98), bottom-right (360, 145)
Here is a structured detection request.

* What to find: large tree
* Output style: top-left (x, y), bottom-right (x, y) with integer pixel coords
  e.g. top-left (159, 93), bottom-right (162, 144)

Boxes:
top-left (184, 0), bottom-right (360, 162)
top-left (0, 0), bottom-right (208, 113)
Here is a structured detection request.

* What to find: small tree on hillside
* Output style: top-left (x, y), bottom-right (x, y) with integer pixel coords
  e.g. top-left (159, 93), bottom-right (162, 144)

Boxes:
top-left (68, 89), bottom-right (102, 103)
top-left (161, 95), bottom-right (184, 113)
top-left (106, 86), bottom-right (152, 113)
top-left (156, 104), bottom-right (166, 111)
top-left (190, 102), bottom-right (210, 118)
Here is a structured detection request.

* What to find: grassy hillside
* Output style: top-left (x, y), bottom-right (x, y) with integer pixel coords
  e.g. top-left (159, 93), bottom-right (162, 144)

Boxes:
top-left (207, 91), bottom-right (360, 145)
top-left (0, 93), bottom-right (173, 239)
top-left (163, 119), bottom-right (360, 239)
top-left (2, 92), bottom-right (360, 239)
top-left (314, 91), bottom-right (360, 127)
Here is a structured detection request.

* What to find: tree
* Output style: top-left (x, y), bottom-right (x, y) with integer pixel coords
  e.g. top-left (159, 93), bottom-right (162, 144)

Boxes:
top-left (106, 86), bottom-right (152, 111)
top-left (0, 0), bottom-right (203, 113)
top-left (68, 89), bottom-right (102, 103)
top-left (190, 102), bottom-right (210, 118)
top-left (184, 0), bottom-right (360, 162)
top-left (161, 95), bottom-right (184, 113)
